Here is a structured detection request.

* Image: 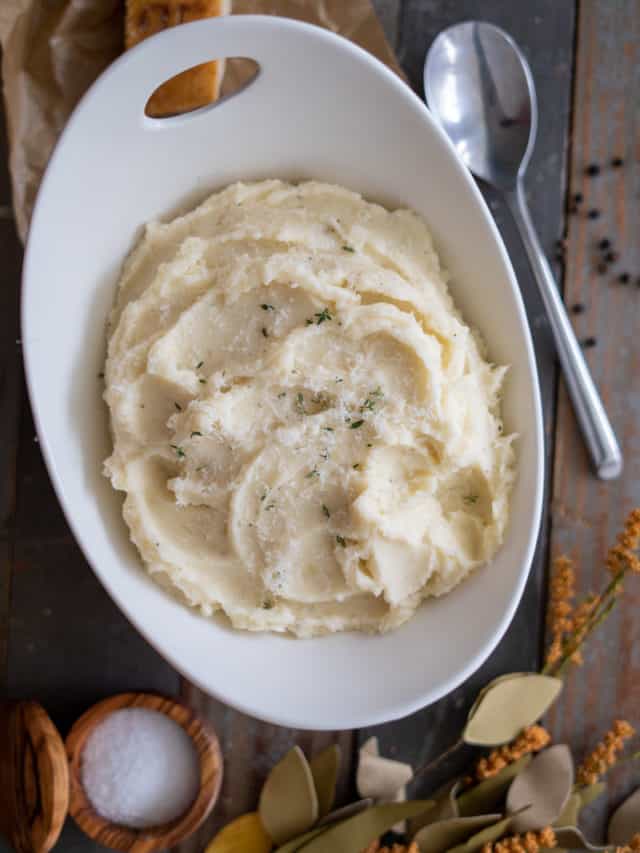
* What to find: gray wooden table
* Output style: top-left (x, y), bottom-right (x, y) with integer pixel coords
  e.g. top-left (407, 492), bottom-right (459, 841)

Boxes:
top-left (2, 1), bottom-right (639, 850)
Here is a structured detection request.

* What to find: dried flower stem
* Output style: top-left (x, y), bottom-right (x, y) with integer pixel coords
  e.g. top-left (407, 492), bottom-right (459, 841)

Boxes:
top-left (544, 573), bottom-right (622, 676)
top-left (618, 749), bottom-right (640, 766)
top-left (406, 738), bottom-right (463, 789)
top-left (543, 509), bottom-right (640, 677)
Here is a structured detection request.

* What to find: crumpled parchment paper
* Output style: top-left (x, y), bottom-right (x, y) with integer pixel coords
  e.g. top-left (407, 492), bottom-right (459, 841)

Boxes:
top-left (1, 0), bottom-right (402, 241)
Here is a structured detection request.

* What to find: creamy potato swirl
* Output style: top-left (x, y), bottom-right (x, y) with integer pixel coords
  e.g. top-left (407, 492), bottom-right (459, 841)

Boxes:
top-left (104, 180), bottom-right (514, 636)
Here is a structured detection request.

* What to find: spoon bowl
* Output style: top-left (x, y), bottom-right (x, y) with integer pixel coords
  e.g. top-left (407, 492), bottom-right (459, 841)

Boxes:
top-left (425, 21), bottom-right (535, 190)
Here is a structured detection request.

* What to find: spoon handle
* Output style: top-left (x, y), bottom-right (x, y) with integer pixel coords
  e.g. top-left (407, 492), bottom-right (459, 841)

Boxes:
top-left (506, 183), bottom-right (622, 480)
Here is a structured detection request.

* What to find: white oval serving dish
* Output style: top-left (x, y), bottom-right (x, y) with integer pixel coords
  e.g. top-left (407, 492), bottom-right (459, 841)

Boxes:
top-left (22, 15), bottom-right (543, 730)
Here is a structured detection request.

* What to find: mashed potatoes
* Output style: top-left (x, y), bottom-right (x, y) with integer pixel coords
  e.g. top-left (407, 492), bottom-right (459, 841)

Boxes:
top-left (104, 180), bottom-right (514, 636)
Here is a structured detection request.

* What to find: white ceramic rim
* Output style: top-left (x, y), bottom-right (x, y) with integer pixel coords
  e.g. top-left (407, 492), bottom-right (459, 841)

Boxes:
top-left (22, 15), bottom-right (544, 729)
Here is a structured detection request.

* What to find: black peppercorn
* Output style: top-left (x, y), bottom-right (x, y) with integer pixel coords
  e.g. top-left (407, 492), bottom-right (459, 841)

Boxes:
top-left (586, 164), bottom-right (600, 177)
top-left (573, 192), bottom-right (584, 204)
top-left (605, 250), bottom-right (618, 263)
top-left (571, 303), bottom-right (586, 314)
top-left (611, 156), bottom-right (624, 168)
top-left (598, 238), bottom-right (611, 251)
top-left (619, 272), bottom-right (630, 284)
top-left (587, 209), bottom-right (600, 219)
top-left (582, 337), bottom-right (597, 348)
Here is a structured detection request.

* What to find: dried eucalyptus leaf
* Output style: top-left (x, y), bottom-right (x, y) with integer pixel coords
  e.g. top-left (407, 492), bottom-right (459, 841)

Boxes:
top-left (555, 827), bottom-right (609, 851)
top-left (506, 745), bottom-right (574, 831)
top-left (446, 815), bottom-right (513, 853)
top-left (317, 799), bottom-right (373, 828)
top-left (259, 745), bottom-right (319, 845)
top-left (554, 783), bottom-right (604, 830)
top-left (414, 813), bottom-right (502, 853)
top-left (300, 800), bottom-right (434, 853)
top-left (580, 783), bottom-right (605, 810)
top-left (457, 756), bottom-right (532, 817)
top-left (356, 739), bottom-right (413, 801)
top-left (356, 736), bottom-right (414, 833)
top-left (464, 673), bottom-right (521, 724)
top-left (432, 779), bottom-right (463, 821)
top-left (608, 785), bottom-right (640, 845)
top-left (449, 781), bottom-right (463, 818)
top-left (310, 745), bottom-right (341, 818)
top-left (463, 674), bottom-right (563, 746)
top-left (204, 812), bottom-right (272, 853)
top-left (411, 779), bottom-right (461, 835)
top-left (275, 826), bottom-right (327, 853)
top-left (361, 736), bottom-right (379, 756)
top-left (554, 793), bottom-right (581, 828)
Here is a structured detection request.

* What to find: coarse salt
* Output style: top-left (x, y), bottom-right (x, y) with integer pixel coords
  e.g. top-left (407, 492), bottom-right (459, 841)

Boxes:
top-left (81, 708), bottom-right (200, 829)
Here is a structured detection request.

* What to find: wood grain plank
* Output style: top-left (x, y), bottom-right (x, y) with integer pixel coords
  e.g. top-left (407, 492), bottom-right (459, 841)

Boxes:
top-left (358, 0), bottom-right (576, 787)
top-left (546, 0), bottom-right (640, 841)
top-left (7, 538), bottom-right (181, 728)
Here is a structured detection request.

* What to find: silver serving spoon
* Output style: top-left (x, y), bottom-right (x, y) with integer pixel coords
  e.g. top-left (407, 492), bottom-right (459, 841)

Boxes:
top-left (424, 21), bottom-right (622, 480)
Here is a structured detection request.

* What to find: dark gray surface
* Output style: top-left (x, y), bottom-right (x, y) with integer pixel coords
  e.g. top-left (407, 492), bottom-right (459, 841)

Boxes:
top-left (1, 1), bottom-right (577, 849)
top-left (0, 86), bottom-right (22, 687)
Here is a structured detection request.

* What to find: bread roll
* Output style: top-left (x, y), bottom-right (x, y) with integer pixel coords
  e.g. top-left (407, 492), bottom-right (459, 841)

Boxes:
top-left (126, 0), bottom-right (231, 117)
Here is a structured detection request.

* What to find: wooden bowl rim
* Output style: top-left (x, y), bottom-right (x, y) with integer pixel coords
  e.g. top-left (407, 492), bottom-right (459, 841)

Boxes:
top-left (65, 692), bottom-right (222, 852)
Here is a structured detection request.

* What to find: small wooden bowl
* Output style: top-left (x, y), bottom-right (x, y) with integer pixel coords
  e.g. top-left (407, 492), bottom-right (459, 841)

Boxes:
top-left (0, 701), bottom-right (69, 853)
top-left (65, 692), bottom-right (223, 853)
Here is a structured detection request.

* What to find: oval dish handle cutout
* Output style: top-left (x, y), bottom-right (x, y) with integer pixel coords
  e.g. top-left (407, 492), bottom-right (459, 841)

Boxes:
top-left (144, 56), bottom-right (260, 119)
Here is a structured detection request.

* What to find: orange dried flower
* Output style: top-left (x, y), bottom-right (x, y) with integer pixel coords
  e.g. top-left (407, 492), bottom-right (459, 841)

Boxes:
top-left (576, 719), bottom-right (635, 785)
top-left (566, 593), bottom-right (601, 665)
top-left (572, 595), bottom-right (598, 634)
top-left (361, 843), bottom-right (418, 853)
top-left (614, 720), bottom-right (635, 739)
top-left (607, 510), bottom-right (640, 575)
top-left (545, 638), bottom-right (563, 667)
top-left (545, 557), bottom-right (577, 667)
top-left (482, 829), bottom-right (556, 853)
top-left (474, 725), bottom-right (551, 781)
top-left (615, 833), bottom-right (640, 853)
top-left (539, 828), bottom-right (558, 848)
top-left (544, 509), bottom-right (640, 676)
